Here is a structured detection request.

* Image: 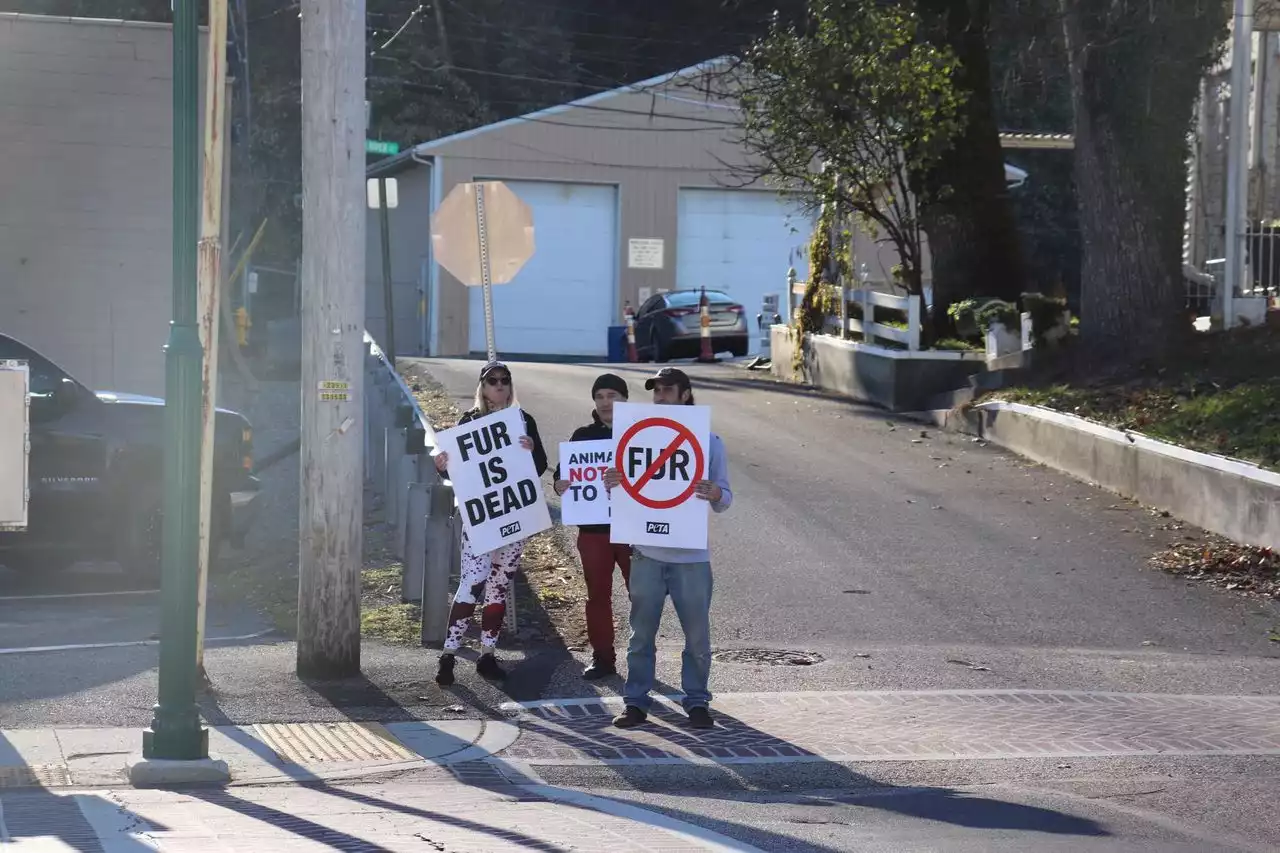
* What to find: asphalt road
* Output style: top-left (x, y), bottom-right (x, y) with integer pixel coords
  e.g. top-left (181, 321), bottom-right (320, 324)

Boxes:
top-left (414, 357), bottom-right (1280, 676)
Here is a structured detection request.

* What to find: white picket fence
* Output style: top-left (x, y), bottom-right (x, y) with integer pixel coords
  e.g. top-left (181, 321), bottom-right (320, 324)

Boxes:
top-left (787, 269), bottom-right (922, 352)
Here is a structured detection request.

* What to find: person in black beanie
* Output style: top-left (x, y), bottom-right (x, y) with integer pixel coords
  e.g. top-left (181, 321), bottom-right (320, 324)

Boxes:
top-left (552, 372), bottom-right (632, 679)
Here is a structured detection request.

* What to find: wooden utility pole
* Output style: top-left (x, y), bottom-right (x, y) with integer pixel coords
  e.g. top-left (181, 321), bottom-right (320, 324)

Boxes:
top-left (297, 0), bottom-right (366, 677)
top-left (195, 0), bottom-right (229, 680)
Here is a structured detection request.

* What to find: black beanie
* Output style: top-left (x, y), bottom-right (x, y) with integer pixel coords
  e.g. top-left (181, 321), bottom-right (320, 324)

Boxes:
top-left (591, 373), bottom-right (629, 399)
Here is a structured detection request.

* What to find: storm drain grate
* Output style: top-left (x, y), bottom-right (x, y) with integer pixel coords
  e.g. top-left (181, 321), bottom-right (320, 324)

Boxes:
top-left (712, 649), bottom-right (826, 666)
top-left (0, 764), bottom-right (72, 789)
top-left (253, 722), bottom-right (419, 764)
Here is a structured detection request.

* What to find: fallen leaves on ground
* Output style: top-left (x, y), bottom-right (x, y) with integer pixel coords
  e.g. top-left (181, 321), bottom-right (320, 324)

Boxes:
top-left (1149, 535), bottom-right (1280, 600)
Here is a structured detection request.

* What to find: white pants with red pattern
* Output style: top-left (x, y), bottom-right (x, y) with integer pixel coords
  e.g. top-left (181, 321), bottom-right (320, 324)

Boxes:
top-left (443, 532), bottom-right (523, 652)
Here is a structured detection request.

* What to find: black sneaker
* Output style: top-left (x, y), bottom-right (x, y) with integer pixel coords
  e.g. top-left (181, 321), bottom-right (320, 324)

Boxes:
top-left (435, 653), bottom-right (456, 687)
top-left (612, 706), bottom-right (648, 729)
top-left (686, 706), bottom-right (715, 729)
top-left (582, 659), bottom-right (617, 681)
top-left (476, 652), bottom-right (507, 680)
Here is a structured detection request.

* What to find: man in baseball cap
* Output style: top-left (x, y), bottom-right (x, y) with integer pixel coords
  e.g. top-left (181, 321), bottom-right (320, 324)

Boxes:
top-left (605, 366), bottom-right (733, 730)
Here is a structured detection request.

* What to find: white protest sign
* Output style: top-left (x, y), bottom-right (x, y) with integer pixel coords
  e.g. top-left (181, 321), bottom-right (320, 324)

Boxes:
top-left (608, 402), bottom-right (710, 550)
top-left (558, 439), bottom-right (613, 526)
top-left (434, 406), bottom-right (551, 554)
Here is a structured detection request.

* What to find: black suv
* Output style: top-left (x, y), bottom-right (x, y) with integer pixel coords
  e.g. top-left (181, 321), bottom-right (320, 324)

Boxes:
top-left (0, 333), bottom-right (260, 579)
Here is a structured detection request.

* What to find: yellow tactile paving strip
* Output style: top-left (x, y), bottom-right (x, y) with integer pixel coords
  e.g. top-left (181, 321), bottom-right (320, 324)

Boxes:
top-left (252, 722), bottom-right (419, 764)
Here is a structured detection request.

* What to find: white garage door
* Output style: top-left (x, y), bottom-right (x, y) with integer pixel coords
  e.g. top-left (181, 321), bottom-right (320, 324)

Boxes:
top-left (677, 189), bottom-right (814, 354)
top-left (469, 181), bottom-right (617, 357)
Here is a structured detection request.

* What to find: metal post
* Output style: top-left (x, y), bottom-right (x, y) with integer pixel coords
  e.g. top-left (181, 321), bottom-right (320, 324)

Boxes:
top-left (421, 482), bottom-right (456, 645)
top-left (402, 481), bottom-right (428, 603)
top-left (378, 177), bottom-right (396, 366)
top-left (1225, 0), bottom-right (1256, 327)
top-left (786, 268), bottom-right (797, 324)
top-left (474, 183), bottom-right (497, 361)
top-left (143, 0), bottom-right (208, 761)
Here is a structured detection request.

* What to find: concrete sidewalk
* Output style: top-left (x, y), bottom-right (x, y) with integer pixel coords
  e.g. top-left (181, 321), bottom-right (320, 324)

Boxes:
top-left (0, 780), bottom-right (757, 852)
top-left (0, 719), bottom-right (519, 788)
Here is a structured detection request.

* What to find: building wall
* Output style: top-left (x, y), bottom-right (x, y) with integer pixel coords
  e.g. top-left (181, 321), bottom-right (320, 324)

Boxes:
top-left (364, 163), bottom-right (433, 356)
top-left (0, 14), bottom-right (213, 396)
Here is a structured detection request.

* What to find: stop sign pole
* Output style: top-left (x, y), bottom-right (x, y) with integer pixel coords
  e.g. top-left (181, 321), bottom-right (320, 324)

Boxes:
top-left (431, 181), bottom-right (535, 360)
top-left (474, 183), bottom-right (497, 360)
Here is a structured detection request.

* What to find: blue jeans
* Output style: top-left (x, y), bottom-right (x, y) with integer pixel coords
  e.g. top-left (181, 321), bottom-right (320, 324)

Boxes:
top-left (624, 553), bottom-right (713, 712)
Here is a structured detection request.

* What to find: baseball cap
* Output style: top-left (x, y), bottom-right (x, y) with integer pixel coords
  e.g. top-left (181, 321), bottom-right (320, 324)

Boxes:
top-left (478, 360), bottom-right (510, 381)
top-left (644, 367), bottom-right (691, 391)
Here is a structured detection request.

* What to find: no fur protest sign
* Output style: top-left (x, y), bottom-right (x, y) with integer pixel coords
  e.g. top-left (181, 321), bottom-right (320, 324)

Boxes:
top-left (608, 402), bottom-right (710, 550)
top-left (558, 439), bottom-right (613, 526)
top-left (433, 407), bottom-right (551, 554)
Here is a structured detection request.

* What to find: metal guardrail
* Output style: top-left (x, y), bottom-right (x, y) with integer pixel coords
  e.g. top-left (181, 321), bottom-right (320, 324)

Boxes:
top-left (361, 333), bottom-right (516, 647)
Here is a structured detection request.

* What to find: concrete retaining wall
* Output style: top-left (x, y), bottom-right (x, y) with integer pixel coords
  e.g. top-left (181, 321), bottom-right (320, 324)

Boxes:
top-left (976, 401), bottom-right (1280, 550)
top-left (770, 325), bottom-right (985, 412)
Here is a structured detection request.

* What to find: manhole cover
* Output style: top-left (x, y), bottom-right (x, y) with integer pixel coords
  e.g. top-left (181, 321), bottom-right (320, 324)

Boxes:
top-left (712, 649), bottom-right (825, 666)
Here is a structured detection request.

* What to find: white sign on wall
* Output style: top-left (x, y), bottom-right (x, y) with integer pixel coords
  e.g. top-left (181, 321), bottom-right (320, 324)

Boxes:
top-left (608, 402), bottom-right (710, 550)
top-left (628, 238), bottom-right (665, 270)
top-left (434, 407), bottom-right (551, 554)
top-left (558, 439), bottom-right (613, 526)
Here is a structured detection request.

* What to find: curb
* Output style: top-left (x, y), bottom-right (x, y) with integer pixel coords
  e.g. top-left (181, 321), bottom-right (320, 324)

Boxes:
top-left (963, 401), bottom-right (1280, 551)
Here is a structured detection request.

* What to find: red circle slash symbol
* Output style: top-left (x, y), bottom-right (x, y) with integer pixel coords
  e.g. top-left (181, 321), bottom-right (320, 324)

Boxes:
top-left (616, 417), bottom-right (705, 510)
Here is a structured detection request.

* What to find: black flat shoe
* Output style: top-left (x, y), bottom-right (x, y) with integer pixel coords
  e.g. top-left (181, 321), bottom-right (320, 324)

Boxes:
top-left (476, 652), bottom-right (507, 680)
top-left (435, 653), bottom-right (456, 687)
top-left (582, 660), bottom-right (617, 680)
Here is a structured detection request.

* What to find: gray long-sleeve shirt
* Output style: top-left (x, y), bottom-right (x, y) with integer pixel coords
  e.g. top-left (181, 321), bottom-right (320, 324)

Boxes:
top-left (634, 432), bottom-right (732, 564)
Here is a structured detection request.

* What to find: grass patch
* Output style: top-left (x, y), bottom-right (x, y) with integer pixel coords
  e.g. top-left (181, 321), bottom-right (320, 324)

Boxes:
top-left (360, 603), bottom-right (422, 645)
top-left (986, 324), bottom-right (1280, 470)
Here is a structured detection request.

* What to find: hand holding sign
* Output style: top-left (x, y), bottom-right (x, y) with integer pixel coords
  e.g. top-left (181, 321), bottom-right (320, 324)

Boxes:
top-left (608, 402), bottom-right (711, 549)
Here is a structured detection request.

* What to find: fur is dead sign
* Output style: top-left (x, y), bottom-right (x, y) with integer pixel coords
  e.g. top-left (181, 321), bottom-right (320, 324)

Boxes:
top-left (608, 402), bottom-right (711, 550)
top-left (433, 407), bottom-right (551, 554)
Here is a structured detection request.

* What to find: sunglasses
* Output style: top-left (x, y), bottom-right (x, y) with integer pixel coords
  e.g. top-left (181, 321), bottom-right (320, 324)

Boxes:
top-left (484, 375), bottom-right (511, 386)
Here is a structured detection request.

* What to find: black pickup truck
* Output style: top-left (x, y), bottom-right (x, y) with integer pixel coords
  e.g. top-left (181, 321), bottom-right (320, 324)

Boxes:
top-left (0, 333), bottom-right (260, 579)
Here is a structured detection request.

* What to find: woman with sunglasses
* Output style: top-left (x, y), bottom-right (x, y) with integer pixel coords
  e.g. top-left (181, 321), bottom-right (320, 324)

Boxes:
top-left (432, 360), bottom-right (548, 685)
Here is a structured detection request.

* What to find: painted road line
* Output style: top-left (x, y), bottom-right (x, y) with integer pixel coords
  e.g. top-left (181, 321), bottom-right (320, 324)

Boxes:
top-left (0, 589), bottom-right (160, 602)
top-left (0, 629), bottom-right (275, 656)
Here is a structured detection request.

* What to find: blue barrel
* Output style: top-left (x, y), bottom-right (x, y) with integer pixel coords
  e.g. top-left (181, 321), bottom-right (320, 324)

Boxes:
top-left (606, 325), bottom-right (627, 362)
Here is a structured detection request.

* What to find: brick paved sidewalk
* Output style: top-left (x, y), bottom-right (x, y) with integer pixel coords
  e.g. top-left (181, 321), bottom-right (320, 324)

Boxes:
top-left (0, 781), bottom-right (754, 852)
top-left (496, 690), bottom-right (1280, 765)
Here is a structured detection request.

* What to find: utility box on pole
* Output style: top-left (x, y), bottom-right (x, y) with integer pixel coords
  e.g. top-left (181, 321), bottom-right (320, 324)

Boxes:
top-left (297, 0), bottom-right (367, 677)
top-left (0, 359), bottom-right (29, 532)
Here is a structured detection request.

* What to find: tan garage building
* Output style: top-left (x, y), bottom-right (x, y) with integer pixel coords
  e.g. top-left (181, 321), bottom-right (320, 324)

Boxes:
top-left (366, 61), bottom-right (819, 359)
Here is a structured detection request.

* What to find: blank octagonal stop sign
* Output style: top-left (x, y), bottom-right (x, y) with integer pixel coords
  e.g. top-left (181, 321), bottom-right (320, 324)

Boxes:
top-left (431, 181), bottom-right (535, 286)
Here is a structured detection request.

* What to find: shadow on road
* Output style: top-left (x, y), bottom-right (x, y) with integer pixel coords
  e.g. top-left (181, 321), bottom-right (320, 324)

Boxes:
top-left (499, 691), bottom-right (1109, 848)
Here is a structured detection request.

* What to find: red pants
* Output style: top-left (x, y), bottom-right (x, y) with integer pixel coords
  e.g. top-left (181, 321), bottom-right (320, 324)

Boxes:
top-left (576, 531), bottom-right (631, 662)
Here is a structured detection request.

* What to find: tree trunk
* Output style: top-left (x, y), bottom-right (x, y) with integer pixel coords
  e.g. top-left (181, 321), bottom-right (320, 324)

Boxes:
top-left (917, 0), bottom-right (1027, 330)
top-left (1059, 0), bottom-right (1227, 361)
